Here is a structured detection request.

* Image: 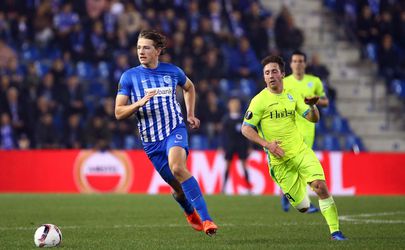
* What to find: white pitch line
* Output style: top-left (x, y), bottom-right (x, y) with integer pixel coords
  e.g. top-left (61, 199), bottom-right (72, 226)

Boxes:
top-left (0, 222), bottom-right (313, 231)
top-left (1, 212), bottom-right (404, 231)
top-left (339, 211), bottom-right (405, 224)
top-left (0, 224), bottom-right (186, 231)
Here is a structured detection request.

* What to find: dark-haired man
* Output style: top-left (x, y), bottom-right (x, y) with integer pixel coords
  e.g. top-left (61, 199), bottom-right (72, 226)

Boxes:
top-left (115, 30), bottom-right (217, 236)
top-left (281, 50), bottom-right (330, 213)
top-left (241, 55), bottom-right (346, 240)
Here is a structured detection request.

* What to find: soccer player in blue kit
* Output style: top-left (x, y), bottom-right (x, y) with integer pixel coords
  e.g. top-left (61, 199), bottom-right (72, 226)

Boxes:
top-left (115, 30), bottom-right (218, 236)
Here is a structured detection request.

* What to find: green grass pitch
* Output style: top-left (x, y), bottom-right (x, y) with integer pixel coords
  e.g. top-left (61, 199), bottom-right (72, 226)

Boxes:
top-left (0, 195), bottom-right (404, 249)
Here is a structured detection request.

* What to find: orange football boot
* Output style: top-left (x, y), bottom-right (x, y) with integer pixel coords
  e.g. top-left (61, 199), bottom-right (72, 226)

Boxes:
top-left (203, 220), bottom-right (218, 236)
top-left (185, 209), bottom-right (203, 231)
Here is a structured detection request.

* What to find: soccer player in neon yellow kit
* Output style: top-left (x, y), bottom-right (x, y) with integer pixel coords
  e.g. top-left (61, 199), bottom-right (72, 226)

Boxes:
top-left (281, 50), bottom-right (330, 213)
top-left (284, 50), bottom-right (329, 147)
top-left (241, 55), bottom-right (347, 240)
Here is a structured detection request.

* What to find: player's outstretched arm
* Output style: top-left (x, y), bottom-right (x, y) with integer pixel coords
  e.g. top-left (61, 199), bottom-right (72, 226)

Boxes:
top-left (115, 91), bottom-right (157, 120)
top-left (182, 78), bottom-right (200, 129)
top-left (241, 124), bottom-right (284, 158)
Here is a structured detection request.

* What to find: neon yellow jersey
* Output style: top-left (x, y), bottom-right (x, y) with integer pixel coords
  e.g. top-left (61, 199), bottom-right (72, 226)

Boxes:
top-left (283, 74), bottom-right (325, 146)
top-left (243, 87), bottom-right (310, 165)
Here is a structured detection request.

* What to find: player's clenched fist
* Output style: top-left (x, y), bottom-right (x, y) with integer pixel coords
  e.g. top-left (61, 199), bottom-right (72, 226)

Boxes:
top-left (187, 116), bottom-right (200, 129)
top-left (304, 96), bottom-right (319, 106)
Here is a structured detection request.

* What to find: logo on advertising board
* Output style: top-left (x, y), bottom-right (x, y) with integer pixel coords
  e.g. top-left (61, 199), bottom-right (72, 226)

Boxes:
top-left (74, 150), bottom-right (133, 193)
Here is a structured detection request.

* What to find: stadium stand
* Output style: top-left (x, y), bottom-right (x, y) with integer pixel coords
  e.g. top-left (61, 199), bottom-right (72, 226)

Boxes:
top-left (2, 0), bottom-right (399, 151)
top-left (264, 0), bottom-right (404, 151)
top-left (320, 0), bottom-right (405, 151)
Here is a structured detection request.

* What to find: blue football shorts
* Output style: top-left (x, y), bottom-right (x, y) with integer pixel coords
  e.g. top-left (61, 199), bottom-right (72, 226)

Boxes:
top-left (143, 124), bottom-right (189, 184)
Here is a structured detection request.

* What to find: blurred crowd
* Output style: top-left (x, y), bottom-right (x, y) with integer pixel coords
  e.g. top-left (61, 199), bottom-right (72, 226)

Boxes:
top-left (325, 0), bottom-right (405, 94)
top-left (0, 0), bottom-right (318, 150)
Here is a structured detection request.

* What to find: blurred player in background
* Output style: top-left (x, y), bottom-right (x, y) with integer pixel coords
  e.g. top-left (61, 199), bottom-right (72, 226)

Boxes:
top-left (285, 50), bottom-right (329, 147)
top-left (115, 30), bottom-right (218, 236)
top-left (221, 97), bottom-right (251, 193)
top-left (280, 50), bottom-right (330, 213)
top-left (241, 55), bottom-right (347, 240)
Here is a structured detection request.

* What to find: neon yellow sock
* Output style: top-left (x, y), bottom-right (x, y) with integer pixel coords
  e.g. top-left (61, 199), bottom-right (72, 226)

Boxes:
top-left (318, 196), bottom-right (339, 233)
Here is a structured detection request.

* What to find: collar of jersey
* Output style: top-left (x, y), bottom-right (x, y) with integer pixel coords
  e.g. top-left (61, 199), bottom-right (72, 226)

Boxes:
top-left (139, 62), bottom-right (160, 71)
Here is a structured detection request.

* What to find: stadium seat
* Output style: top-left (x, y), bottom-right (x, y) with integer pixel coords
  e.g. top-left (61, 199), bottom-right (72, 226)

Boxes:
top-left (320, 101), bottom-right (338, 116)
top-left (240, 79), bottom-right (257, 98)
top-left (124, 135), bottom-right (143, 149)
top-left (315, 118), bottom-right (328, 135)
top-left (34, 61), bottom-right (49, 78)
top-left (21, 45), bottom-right (40, 61)
top-left (190, 135), bottom-right (209, 150)
top-left (391, 79), bottom-right (405, 99)
top-left (219, 79), bottom-right (234, 93)
top-left (331, 116), bottom-right (351, 134)
top-left (366, 43), bottom-right (377, 62)
top-left (98, 61), bottom-right (110, 78)
top-left (344, 134), bottom-right (366, 152)
top-left (76, 61), bottom-right (94, 79)
top-left (322, 134), bottom-right (341, 151)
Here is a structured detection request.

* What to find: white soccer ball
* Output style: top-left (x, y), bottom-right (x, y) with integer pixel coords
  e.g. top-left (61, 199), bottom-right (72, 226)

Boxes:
top-left (34, 224), bottom-right (62, 248)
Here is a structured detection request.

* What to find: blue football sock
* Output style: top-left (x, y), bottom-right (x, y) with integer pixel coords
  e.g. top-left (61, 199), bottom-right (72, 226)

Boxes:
top-left (172, 192), bottom-right (194, 215)
top-left (181, 176), bottom-right (212, 221)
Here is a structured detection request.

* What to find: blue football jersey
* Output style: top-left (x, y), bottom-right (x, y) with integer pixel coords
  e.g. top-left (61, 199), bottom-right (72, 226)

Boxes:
top-left (117, 62), bottom-right (187, 142)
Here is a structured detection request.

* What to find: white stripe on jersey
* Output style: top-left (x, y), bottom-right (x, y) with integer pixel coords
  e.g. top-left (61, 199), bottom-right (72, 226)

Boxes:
top-left (145, 102), bottom-right (156, 142)
top-left (162, 96), bottom-right (171, 138)
top-left (128, 66), bottom-right (185, 143)
top-left (174, 96), bottom-right (183, 127)
top-left (144, 87), bottom-right (172, 141)
top-left (169, 95), bottom-right (178, 130)
top-left (153, 97), bottom-right (164, 141)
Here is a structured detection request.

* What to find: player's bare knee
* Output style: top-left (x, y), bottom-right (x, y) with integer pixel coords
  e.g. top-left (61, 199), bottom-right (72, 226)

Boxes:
top-left (310, 181), bottom-right (320, 190)
top-left (170, 164), bottom-right (184, 178)
top-left (311, 180), bottom-right (329, 198)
